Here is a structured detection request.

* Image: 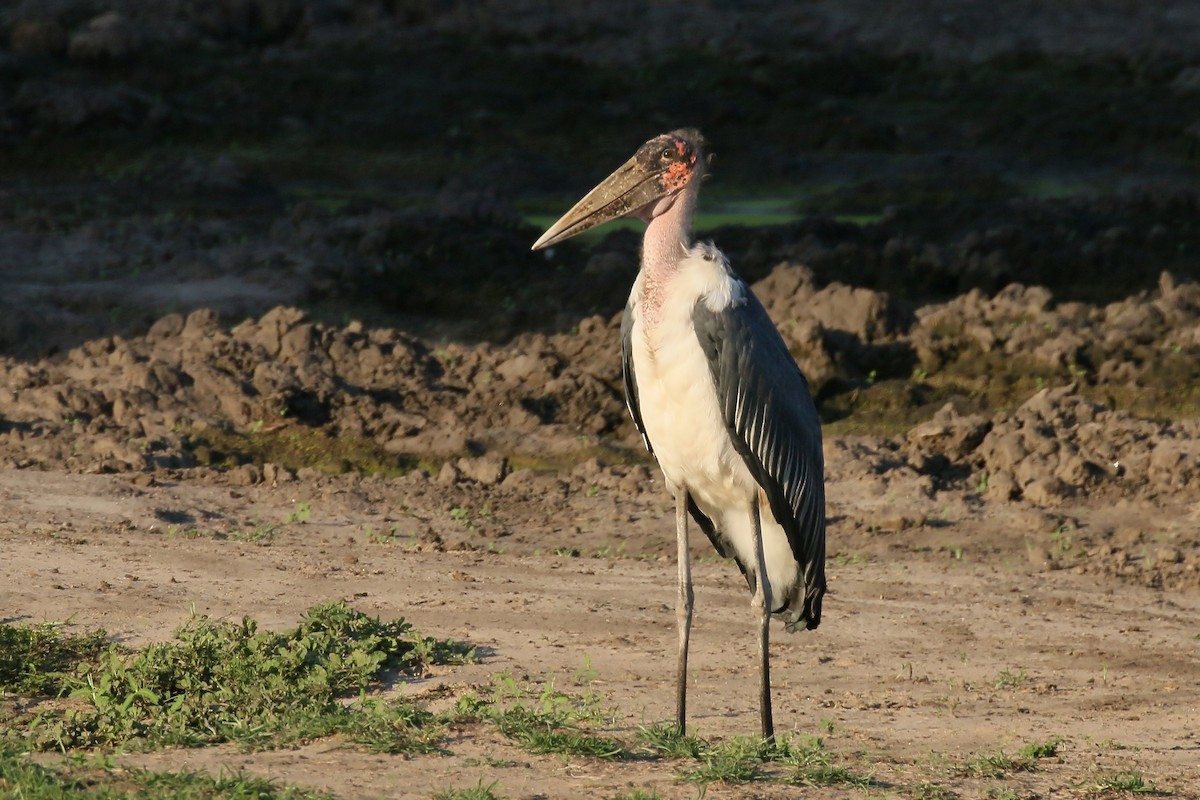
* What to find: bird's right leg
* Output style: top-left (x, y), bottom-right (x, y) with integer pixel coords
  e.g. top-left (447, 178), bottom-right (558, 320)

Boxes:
top-left (750, 498), bottom-right (775, 742)
top-left (675, 485), bottom-right (694, 736)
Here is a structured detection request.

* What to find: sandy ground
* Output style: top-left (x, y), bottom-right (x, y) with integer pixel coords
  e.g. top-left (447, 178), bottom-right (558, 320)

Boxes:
top-left (3, 468), bottom-right (1198, 798)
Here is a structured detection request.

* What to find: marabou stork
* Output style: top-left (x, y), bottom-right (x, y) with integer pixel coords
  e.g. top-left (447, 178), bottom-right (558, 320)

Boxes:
top-left (532, 129), bottom-right (825, 741)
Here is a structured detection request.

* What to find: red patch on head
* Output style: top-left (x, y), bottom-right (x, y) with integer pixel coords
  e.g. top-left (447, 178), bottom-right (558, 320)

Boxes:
top-left (658, 137), bottom-right (698, 192)
top-left (661, 159), bottom-right (694, 192)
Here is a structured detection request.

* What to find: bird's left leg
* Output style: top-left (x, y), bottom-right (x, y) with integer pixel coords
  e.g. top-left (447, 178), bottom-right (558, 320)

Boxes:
top-left (675, 485), bottom-right (694, 736)
top-left (750, 497), bottom-right (774, 742)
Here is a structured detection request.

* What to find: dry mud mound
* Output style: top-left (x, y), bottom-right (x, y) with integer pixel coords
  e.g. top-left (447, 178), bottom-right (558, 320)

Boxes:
top-left (2, 268), bottom-right (1197, 550)
top-left (0, 306), bottom-right (629, 476)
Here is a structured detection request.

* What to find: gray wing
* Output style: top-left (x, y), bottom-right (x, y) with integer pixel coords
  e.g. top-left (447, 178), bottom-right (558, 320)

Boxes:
top-left (693, 284), bottom-right (827, 631)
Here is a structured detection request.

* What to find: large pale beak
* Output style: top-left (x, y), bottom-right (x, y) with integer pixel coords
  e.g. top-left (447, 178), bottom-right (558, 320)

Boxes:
top-left (532, 155), bottom-right (667, 250)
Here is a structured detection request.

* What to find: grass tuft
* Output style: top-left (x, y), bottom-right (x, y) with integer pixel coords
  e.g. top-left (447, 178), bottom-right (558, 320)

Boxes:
top-left (679, 736), bottom-right (768, 784)
top-left (1087, 770), bottom-right (1171, 796)
top-left (0, 742), bottom-right (334, 799)
top-left (433, 779), bottom-right (508, 800)
top-left (492, 706), bottom-right (625, 758)
top-left (635, 723), bottom-right (708, 759)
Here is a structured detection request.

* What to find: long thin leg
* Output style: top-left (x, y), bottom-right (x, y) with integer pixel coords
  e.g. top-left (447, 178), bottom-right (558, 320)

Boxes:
top-left (675, 486), bottom-right (694, 736)
top-left (750, 497), bottom-right (774, 742)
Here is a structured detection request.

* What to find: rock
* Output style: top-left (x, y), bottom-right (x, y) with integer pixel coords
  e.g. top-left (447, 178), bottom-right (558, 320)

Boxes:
top-left (496, 353), bottom-right (541, 382)
top-left (262, 462), bottom-right (295, 484)
top-left (1027, 545), bottom-right (1056, 571)
top-left (1023, 477), bottom-right (1068, 507)
top-left (502, 468), bottom-right (538, 488)
top-left (436, 461), bottom-right (461, 486)
top-left (456, 455), bottom-right (508, 486)
top-left (229, 463), bottom-right (262, 485)
top-left (907, 403), bottom-right (990, 459)
top-left (146, 313), bottom-right (186, 342)
top-left (985, 469), bottom-right (1018, 501)
top-left (1156, 547), bottom-right (1184, 564)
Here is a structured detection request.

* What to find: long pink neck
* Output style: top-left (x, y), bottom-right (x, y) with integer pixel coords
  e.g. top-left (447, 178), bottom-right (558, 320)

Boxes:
top-left (641, 177), bottom-right (700, 326)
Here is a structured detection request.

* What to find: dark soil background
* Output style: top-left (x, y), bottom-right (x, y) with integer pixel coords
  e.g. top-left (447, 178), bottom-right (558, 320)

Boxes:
top-left (4, 0), bottom-right (1200, 353)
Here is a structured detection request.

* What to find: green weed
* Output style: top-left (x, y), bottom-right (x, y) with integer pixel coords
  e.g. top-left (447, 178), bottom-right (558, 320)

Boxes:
top-left (993, 668), bottom-right (1030, 689)
top-left (432, 780), bottom-right (507, 800)
top-left (0, 621), bottom-right (108, 696)
top-left (18, 602), bottom-right (473, 752)
top-left (958, 750), bottom-right (1026, 778)
top-left (491, 706), bottom-right (624, 758)
top-left (636, 723), bottom-right (708, 759)
top-left (1086, 771), bottom-right (1170, 796)
top-left (1019, 737), bottom-right (1062, 760)
top-left (287, 502), bottom-right (312, 524)
top-left (956, 738), bottom-right (1059, 780)
top-left (0, 742), bottom-right (333, 799)
top-left (680, 736), bottom-right (767, 784)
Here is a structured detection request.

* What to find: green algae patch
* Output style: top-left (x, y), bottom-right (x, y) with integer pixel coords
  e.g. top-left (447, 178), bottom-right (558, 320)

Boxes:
top-left (186, 424), bottom-right (419, 477)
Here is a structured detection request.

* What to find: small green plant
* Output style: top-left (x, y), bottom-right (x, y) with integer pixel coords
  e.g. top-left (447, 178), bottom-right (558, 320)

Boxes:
top-left (958, 749), bottom-right (1024, 778)
top-left (911, 783), bottom-right (958, 800)
top-left (368, 524), bottom-right (403, 544)
top-left (491, 705), bottom-right (624, 758)
top-left (977, 470), bottom-right (989, 492)
top-left (680, 736), bottom-right (766, 784)
top-left (433, 779), bottom-right (507, 800)
top-left (636, 723), bottom-right (708, 759)
top-left (449, 507), bottom-right (470, 526)
top-left (573, 655), bottom-right (599, 686)
top-left (482, 673), bottom-right (621, 758)
top-left (1019, 737), bottom-right (1062, 760)
top-left (957, 738), bottom-right (1060, 781)
top-left (287, 502), bottom-right (312, 524)
top-left (585, 485), bottom-right (600, 497)
top-left (229, 522), bottom-right (277, 543)
top-left (993, 668), bottom-right (1030, 689)
top-left (1086, 771), bottom-right (1169, 795)
top-left (554, 546), bottom-right (580, 557)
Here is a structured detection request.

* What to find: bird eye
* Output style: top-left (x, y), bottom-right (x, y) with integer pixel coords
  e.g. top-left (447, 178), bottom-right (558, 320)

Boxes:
top-left (661, 148), bottom-right (673, 160)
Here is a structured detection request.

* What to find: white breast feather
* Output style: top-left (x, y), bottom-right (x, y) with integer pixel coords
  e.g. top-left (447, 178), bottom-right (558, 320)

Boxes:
top-left (629, 243), bottom-right (798, 609)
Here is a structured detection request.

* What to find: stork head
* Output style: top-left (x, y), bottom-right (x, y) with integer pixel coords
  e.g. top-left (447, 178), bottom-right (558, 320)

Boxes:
top-left (532, 129), bottom-right (705, 250)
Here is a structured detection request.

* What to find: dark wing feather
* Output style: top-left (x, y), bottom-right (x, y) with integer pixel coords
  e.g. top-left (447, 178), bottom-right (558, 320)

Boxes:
top-left (693, 284), bottom-right (827, 631)
top-left (619, 303), bottom-right (650, 454)
top-left (621, 300), bottom-right (734, 564)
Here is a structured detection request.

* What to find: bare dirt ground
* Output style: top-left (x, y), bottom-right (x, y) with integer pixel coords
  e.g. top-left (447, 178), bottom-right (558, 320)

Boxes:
top-left (2, 466), bottom-right (1199, 798)
top-left (3, 1), bottom-right (1200, 798)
